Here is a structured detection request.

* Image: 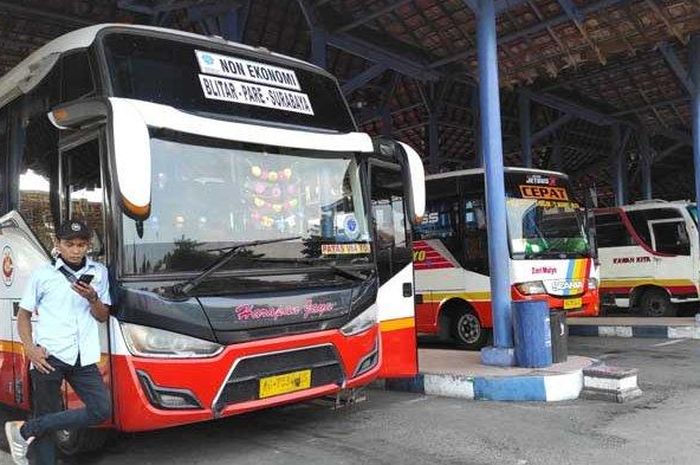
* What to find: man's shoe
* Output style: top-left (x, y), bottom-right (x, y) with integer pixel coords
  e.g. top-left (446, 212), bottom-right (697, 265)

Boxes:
top-left (4, 421), bottom-right (34, 465)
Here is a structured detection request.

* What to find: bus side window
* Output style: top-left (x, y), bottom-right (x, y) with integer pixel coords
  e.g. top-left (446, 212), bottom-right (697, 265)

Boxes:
top-left (17, 67), bottom-right (61, 252)
top-left (651, 221), bottom-right (690, 256)
top-left (370, 166), bottom-right (410, 282)
top-left (61, 139), bottom-right (106, 262)
top-left (0, 106), bottom-right (7, 215)
top-left (462, 196), bottom-right (489, 275)
top-left (61, 52), bottom-right (96, 102)
top-left (593, 212), bottom-right (633, 248)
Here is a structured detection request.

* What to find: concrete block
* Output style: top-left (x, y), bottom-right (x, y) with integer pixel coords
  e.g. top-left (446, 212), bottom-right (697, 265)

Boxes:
top-left (581, 365), bottom-right (642, 403)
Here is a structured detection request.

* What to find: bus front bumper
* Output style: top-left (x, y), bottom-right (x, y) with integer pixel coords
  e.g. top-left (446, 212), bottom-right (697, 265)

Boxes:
top-left (111, 326), bottom-right (380, 432)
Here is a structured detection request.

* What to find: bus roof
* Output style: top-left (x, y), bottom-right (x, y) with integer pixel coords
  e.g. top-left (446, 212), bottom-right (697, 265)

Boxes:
top-left (425, 167), bottom-right (570, 181)
top-left (0, 23), bottom-right (325, 110)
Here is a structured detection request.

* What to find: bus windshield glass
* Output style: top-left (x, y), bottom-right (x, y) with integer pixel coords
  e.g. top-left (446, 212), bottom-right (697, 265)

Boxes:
top-left (688, 205), bottom-right (698, 224)
top-left (101, 31), bottom-right (355, 132)
top-left (121, 131), bottom-right (371, 275)
top-left (506, 173), bottom-right (591, 260)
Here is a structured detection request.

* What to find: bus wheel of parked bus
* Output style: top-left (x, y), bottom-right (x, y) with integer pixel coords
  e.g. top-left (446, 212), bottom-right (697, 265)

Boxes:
top-left (55, 426), bottom-right (111, 457)
top-left (441, 302), bottom-right (489, 350)
top-left (637, 288), bottom-right (677, 318)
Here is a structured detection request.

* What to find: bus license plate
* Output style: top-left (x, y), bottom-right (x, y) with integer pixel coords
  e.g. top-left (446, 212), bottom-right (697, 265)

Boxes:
top-left (259, 369), bottom-right (312, 399)
top-left (563, 298), bottom-right (582, 310)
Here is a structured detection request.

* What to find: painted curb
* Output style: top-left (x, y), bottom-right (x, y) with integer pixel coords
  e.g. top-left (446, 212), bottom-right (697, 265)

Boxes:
top-left (381, 368), bottom-right (584, 402)
top-left (569, 324), bottom-right (700, 339)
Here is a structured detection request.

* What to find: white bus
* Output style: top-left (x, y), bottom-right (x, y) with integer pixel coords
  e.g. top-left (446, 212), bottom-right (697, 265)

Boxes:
top-left (413, 168), bottom-right (599, 349)
top-left (594, 200), bottom-right (698, 317)
top-left (0, 24), bottom-right (424, 454)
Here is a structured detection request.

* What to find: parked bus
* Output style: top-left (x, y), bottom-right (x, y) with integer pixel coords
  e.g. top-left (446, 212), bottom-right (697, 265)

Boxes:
top-left (0, 24), bottom-right (425, 454)
top-left (594, 200), bottom-right (698, 317)
top-left (413, 168), bottom-right (599, 349)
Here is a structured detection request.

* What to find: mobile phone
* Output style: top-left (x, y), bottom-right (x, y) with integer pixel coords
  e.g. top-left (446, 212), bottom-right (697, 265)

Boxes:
top-left (77, 274), bottom-right (94, 285)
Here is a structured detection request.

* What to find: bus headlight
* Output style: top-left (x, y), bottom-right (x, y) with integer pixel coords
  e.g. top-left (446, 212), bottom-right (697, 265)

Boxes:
top-left (121, 323), bottom-right (223, 358)
top-left (515, 281), bottom-right (547, 295)
top-left (340, 304), bottom-right (378, 336)
top-left (587, 278), bottom-right (599, 290)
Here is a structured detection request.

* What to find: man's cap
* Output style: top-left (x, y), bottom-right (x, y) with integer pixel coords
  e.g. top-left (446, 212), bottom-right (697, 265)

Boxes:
top-left (56, 220), bottom-right (91, 240)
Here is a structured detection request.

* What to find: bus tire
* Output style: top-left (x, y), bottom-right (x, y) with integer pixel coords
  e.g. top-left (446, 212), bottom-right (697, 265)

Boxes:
top-left (55, 427), bottom-right (110, 457)
top-left (451, 309), bottom-right (489, 350)
top-left (638, 289), bottom-right (676, 318)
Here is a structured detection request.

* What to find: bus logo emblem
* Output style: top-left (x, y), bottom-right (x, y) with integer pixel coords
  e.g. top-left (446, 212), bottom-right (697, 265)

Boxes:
top-left (2, 246), bottom-right (14, 287)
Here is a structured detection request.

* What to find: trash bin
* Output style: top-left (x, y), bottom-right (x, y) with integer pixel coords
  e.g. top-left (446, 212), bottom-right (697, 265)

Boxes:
top-left (512, 299), bottom-right (552, 368)
top-left (549, 310), bottom-right (568, 364)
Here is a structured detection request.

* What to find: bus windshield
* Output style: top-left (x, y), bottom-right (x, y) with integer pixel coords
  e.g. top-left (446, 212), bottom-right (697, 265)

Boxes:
top-left (688, 205), bottom-right (698, 224)
top-left (507, 199), bottom-right (590, 259)
top-left (121, 131), bottom-right (371, 275)
top-left (506, 172), bottom-right (591, 260)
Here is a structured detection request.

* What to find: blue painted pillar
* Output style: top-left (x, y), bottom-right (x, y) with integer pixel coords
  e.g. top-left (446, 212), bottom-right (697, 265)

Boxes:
top-left (476, 0), bottom-right (514, 366)
top-left (691, 36), bottom-right (700, 222)
top-left (381, 106), bottom-right (393, 136)
top-left (519, 93), bottom-right (532, 167)
top-left (639, 132), bottom-right (652, 200)
top-left (611, 125), bottom-right (627, 206)
top-left (311, 29), bottom-right (327, 68)
top-left (427, 112), bottom-right (439, 166)
top-left (552, 137), bottom-right (563, 172)
top-left (472, 85), bottom-right (482, 167)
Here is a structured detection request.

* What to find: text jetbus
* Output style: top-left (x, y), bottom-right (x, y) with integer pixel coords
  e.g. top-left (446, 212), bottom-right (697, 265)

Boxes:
top-left (0, 24), bottom-right (424, 454)
top-left (594, 200), bottom-right (698, 317)
top-left (413, 168), bottom-right (598, 349)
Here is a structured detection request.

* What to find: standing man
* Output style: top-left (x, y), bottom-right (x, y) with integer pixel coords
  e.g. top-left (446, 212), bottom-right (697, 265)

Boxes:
top-left (4, 220), bottom-right (112, 465)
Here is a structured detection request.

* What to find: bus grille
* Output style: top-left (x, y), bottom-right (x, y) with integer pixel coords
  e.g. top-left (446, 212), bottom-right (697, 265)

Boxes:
top-left (214, 345), bottom-right (344, 409)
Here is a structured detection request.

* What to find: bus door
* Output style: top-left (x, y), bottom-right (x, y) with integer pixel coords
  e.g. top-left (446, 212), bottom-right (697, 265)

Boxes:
top-left (58, 131), bottom-right (112, 411)
top-left (369, 161), bottom-right (417, 378)
top-left (0, 212), bottom-right (51, 410)
top-left (648, 218), bottom-right (694, 287)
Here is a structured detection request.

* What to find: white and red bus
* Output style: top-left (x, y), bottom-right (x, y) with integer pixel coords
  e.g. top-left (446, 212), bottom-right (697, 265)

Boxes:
top-left (594, 200), bottom-right (698, 316)
top-left (413, 168), bottom-right (599, 349)
top-left (0, 24), bottom-right (424, 454)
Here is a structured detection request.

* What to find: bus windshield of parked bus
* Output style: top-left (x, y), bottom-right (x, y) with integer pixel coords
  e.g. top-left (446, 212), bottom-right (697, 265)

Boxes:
top-left (121, 131), bottom-right (371, 275)
top-left (506, 172), bottom-right (591, 260)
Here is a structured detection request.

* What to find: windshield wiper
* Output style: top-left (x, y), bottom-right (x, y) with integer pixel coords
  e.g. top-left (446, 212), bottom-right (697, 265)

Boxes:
top-left (171, 236), bottom-right (301, 296)
top-left (250, 257), bottom-right (370, 282)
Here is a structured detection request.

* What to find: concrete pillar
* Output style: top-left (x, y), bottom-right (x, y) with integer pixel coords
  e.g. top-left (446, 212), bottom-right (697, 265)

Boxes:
top-left (519, 93), bottom-right (532, 167)
top-left (691, 36), bottom-right (700, 221)
top-left (476, 0), bottom-right (514, 366)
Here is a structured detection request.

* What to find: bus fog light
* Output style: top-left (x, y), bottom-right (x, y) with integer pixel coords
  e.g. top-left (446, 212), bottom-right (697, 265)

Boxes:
top-left (515, 281), bottom-right (547, 295)
top-left (341, 304), bottom-right (378, 336)
top-left (121, 322), bottom-right (223, 358)
top-left (137, 371), bottom-right (202, 410)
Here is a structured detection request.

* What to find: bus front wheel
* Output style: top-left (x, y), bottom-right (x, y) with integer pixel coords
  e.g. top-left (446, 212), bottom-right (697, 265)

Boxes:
top-left (451, 309), bottom-right (489, 350)
top-left (638, 289), bottom-right (676, 318)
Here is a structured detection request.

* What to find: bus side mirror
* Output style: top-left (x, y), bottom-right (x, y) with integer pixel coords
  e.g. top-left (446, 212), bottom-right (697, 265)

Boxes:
top-left (110, 99), bottom-right (152, 221)
top-left (373, 138), bottom-right (425, 226)
top-left (586, 209), bottom-right (598, 260)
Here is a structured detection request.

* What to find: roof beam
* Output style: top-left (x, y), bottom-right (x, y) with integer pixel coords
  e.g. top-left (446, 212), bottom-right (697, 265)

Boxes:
top-left (658, 42), bottom-right (693, 95)
top-left (611, 96), bottom-right (689, 116)
top-left (521, 89), bottom-right (619, 126)
top-left (428, 0), bottom-right (628, 69)
top-left (0, 1), bottom-right (92, 27)
top-left (532, 113), bottom-right (574, 143)
top-left (556, 0), bottom-right (605, 64)
top-left (335, 0), bottom-right (413, 33)
top-left (327, 33), bottom-right (441, 81)
top-left (341, 63), bottom-right (388, 95)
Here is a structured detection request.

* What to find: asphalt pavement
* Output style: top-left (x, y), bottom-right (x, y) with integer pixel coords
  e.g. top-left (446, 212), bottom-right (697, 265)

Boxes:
top-left (1, 336), bottom-right (699, 465)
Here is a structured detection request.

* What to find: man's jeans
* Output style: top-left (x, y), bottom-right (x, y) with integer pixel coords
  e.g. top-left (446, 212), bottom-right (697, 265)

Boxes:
top-left (24, 356), bottom-right (111, 464)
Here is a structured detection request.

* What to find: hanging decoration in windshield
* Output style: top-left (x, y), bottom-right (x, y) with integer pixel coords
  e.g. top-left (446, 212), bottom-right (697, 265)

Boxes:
top-left (196, 50), bottom-right (315, 115)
